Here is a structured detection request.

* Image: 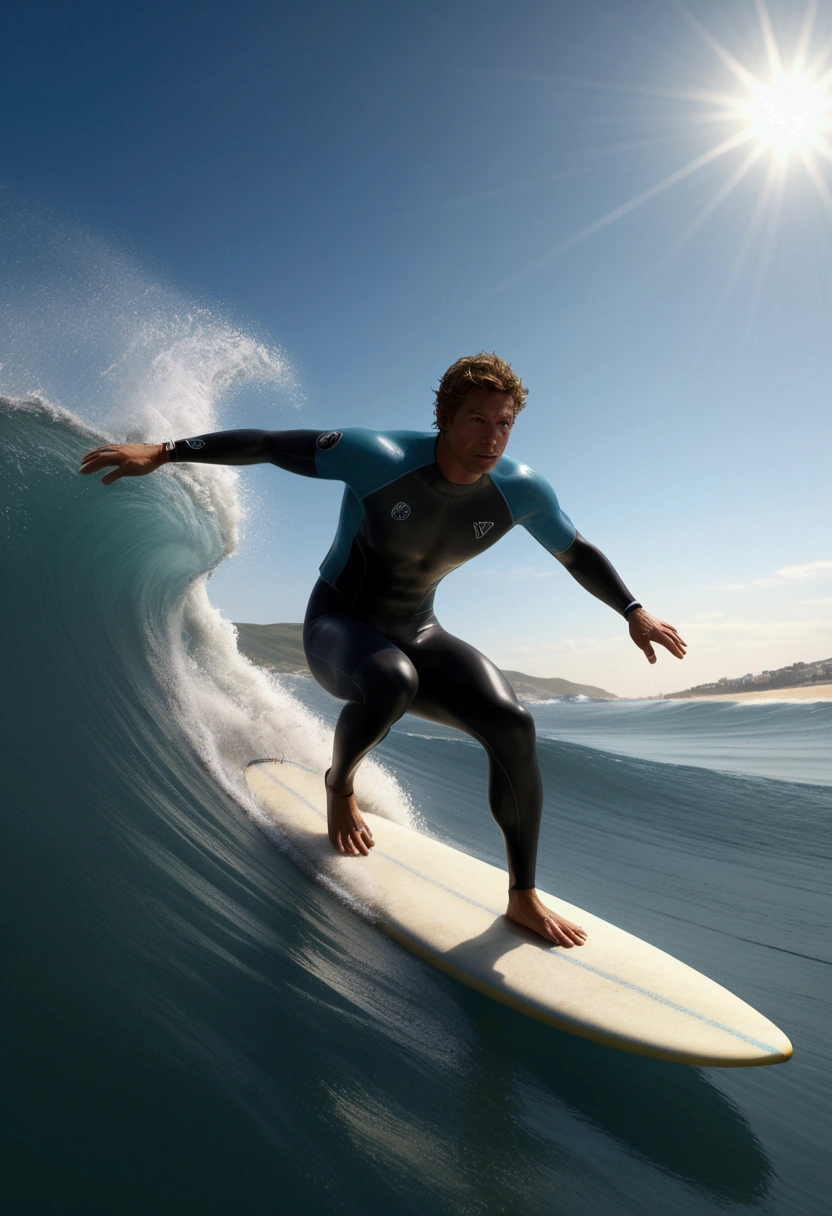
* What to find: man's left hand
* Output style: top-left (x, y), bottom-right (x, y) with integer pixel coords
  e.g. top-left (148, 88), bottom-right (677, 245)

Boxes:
top-left (628, 608), bottom-right (687, 664)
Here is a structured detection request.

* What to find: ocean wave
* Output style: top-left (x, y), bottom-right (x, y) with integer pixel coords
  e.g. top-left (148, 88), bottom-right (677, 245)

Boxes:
top-left (526, 694), bottom-right (832, 785)
top-left (1, 376), bottom-right (412, 906)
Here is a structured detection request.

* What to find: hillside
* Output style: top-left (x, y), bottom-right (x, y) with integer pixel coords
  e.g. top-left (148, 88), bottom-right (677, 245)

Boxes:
top-left (233, 623), bottom-right (618, 701)
top-left (233, 622), bottom-right (307, 671)
top-left (499, 670), bottom-right (617, 701)
top-left (665, 656), bottom-right (832, 699)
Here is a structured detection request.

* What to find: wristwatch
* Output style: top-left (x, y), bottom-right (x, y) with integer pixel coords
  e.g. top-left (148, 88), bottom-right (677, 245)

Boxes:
top-left (162, 440), bottom-right (177, 462)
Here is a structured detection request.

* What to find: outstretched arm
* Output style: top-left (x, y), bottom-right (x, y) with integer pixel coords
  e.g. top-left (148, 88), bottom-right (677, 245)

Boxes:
top-left (502, 464), bottom-right (687, 667)
top-left (556, 533), bottom-right (686, 665)
top-left (80, 429), bottom-right (323, 485)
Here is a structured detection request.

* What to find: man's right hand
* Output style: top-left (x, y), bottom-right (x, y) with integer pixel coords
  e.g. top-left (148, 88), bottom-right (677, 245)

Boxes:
top-left (627, 607), bottom-right (687, 665)
top-left (79, 443), bottom-right (169, 485)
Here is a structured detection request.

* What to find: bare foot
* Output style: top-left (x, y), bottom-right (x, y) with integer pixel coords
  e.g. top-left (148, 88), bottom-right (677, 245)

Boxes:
top-left (506, 888), bottom-right (587, 947)
top-left (325, 771), bottom-right (375, 857)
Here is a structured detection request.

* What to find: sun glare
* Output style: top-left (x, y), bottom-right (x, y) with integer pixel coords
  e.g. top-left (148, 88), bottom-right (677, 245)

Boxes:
top-left (744, 72), bottom-right (832, 158)
top-left (499, 2), bottom-right (832, 303)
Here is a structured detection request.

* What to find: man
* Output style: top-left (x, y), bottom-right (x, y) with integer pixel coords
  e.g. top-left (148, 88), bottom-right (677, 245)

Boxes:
top-left (80, 352), bottom-right (686, 948)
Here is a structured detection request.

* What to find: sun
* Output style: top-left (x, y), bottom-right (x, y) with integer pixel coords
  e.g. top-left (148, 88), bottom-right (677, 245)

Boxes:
top-left (743, 71), bottom-right (832, 160)
top-left (496, 1), bottom-right (832, 298)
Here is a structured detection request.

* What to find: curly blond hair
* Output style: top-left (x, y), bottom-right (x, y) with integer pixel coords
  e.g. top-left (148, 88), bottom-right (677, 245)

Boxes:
top-left (433, 352), bottom-right (528, 429)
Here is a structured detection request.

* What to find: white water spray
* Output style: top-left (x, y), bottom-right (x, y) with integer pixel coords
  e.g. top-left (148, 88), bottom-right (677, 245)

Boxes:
top-left (1, 217), bottom-right (415, 895)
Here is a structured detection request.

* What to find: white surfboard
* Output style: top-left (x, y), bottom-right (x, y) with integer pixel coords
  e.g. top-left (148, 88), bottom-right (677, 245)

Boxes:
top-left (246, 760), bottom-right (793, 1067)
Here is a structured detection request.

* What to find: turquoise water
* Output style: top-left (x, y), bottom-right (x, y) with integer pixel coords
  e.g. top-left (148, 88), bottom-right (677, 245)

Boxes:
top-left (3, 397), bottom-right (831, 1214)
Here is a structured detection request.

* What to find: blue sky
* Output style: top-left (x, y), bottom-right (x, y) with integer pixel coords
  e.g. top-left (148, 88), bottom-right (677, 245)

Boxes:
top-left (2, 0), bottom-right (831, 696)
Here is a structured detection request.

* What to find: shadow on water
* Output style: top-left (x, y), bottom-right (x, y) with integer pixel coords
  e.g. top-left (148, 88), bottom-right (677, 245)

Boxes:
top-left (383, 733), bottom-right (774, 1205)
top-left (447, 974), bottom-right (772, 1205)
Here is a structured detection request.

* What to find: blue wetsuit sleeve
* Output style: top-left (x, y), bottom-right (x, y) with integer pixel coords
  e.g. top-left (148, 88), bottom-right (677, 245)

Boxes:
top-left (491, 461), bottom-right (576, 554)
top-left (515, 475), bottom-right (577, 556)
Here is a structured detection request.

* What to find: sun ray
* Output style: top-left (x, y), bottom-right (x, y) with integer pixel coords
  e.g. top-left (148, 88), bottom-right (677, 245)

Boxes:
top-left (792, 0), bottom-right (818, 74)
top-left (803, 20), bottom-right (832, 75)
top-left (665, 149), bottom-right (785, 359)
top-left (565, 82), bottom-right (756, 109)
top-left (412, 127), bottom-right (728, 219)
top-left (666, 145), bottom-right (765, 259)
top-left (676, 3), bottom-right (760, 91)
top-left (744, 165), bottom-right (787, 334)
top-left (801, 151), bottom-right (832, 216)
top-left (720, 158), bottom-right (782, 305)
top-left (754, 0), bottom-right (784, 77)
top-left (495, 130), bottom-right (753, 292)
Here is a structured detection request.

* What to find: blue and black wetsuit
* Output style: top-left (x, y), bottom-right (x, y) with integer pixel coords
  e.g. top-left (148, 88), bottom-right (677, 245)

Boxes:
top-left (171, 427), bottom-right (639, 890)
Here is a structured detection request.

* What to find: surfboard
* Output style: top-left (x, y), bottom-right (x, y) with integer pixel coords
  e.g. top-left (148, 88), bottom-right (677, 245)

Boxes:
top-left (245, 760), bottom-right (793, 1067)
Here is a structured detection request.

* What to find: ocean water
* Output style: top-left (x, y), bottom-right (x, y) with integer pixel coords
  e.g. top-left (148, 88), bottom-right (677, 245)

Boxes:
top-left (2, 382), bottom-right (831, 1215)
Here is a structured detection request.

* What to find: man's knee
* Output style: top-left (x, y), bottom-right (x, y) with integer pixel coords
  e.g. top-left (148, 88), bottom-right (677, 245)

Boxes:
top-left (486, 700), bottom-right (537, 757)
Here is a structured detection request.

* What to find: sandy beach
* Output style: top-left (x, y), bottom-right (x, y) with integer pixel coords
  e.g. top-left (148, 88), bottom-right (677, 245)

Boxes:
top-left (671, 683), bottom-right (832, 703)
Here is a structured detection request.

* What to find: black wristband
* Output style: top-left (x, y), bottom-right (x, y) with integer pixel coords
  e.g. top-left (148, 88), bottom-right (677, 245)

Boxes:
top-left (623, 600), bottom-right (642, 618)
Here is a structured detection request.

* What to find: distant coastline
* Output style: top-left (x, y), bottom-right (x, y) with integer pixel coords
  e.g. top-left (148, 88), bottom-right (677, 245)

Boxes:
top-left (669, 683), bottom-right (832, 703)
top-left (232, 622), bottom-right (618, 702)
top-left (665, 657), bottom-right (832, 701)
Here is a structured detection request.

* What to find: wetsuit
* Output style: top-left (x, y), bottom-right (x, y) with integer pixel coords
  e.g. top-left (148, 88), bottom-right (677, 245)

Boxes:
top-left (170, 428), bottom-right (639, 890)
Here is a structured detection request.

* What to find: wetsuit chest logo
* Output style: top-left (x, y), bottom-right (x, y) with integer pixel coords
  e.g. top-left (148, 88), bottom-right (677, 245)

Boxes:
top-left (473, 521), bottom-right (494, 539)
top-left (391, 502), bottom-right (411, 520)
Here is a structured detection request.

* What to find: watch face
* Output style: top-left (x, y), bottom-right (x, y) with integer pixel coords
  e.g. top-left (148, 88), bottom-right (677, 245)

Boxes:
top-left (316, 431), bottom-right (342, 451)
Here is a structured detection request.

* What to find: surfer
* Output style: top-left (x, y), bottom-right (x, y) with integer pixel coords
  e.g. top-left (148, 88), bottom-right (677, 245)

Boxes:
top-left (80, 352), bottom-right (686, 947)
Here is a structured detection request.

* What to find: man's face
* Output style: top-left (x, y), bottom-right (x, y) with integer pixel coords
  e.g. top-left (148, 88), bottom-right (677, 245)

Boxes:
top-left (437, 388), bottom-right (515, 477)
